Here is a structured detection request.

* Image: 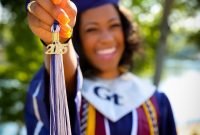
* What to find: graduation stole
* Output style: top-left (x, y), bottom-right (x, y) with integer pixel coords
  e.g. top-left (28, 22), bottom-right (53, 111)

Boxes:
top-left (46, 21), bottom-right (71, 135)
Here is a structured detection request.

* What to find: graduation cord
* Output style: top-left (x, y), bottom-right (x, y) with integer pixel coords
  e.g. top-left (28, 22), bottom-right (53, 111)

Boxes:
top-left (80, 98), bottom-right (96, 135)
top-left (142, 100), bottom-right (159, 135)
top-left (48, 21), bottom-right (72, 135)
top-left (80, 98), bottom-right (89, 135)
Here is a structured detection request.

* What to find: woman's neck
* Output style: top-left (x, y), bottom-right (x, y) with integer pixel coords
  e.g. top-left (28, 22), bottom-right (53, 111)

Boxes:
top-left (96, 69), bottom-right (120, 79)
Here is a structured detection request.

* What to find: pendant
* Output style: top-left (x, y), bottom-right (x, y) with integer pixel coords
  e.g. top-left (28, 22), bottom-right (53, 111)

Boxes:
top-left (45, 23), bottom-right (68, 54)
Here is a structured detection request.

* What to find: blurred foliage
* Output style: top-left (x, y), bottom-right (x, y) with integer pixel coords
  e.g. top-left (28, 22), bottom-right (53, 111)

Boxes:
top-left (189, 30), bottom-right (200, 49)
top-left (122, 0), bottom-right (200, 75)
top-left (0, 0), bottom-right (200, 132)
top-left (0, 80), bottom-right (26, 122)
top-left (0, 0), bottom-right (43, 126)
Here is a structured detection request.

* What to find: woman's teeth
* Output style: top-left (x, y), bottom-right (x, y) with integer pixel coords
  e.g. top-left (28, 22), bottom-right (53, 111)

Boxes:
top-left (97, 47), bottom-right (116, 55)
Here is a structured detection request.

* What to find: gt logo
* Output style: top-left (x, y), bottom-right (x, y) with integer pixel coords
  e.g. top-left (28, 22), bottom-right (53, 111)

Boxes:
top-left (94, 86), bottom-right (123, 105)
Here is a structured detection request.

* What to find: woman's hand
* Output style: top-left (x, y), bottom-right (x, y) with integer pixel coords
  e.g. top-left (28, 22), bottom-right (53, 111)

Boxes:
top-left (27, 0), bottom-right (78, 92)
top-left (27, 0), bottom-right (77, 44)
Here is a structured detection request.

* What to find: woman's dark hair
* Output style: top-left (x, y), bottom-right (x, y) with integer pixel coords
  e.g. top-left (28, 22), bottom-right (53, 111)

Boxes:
top-left (72, 5), bottom-right (141, 78)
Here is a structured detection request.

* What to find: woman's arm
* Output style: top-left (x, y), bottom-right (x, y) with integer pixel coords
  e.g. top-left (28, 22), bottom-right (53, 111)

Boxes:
top-left (27, 0), bottom-right (78, 92)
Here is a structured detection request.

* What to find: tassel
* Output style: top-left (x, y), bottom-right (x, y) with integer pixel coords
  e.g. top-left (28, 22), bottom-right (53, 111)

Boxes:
top-left (49, 21), bottom-right (72, 135)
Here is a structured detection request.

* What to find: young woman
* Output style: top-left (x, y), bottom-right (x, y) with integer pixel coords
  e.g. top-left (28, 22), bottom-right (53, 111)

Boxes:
top-left (25, 0), bottom-right (177, 134)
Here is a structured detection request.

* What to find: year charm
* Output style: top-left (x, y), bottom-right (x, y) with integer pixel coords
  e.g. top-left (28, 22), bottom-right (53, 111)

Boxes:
top-left (45, 24), bottom-right (68, 54)
top-left (45, 42), bottom-right (68, 54)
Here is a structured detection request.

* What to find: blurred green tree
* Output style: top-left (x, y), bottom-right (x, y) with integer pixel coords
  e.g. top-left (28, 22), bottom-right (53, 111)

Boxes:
top-left (124, 0), bottom-right (200, 81)
top-left (0, 0), bottom-right (43, 133)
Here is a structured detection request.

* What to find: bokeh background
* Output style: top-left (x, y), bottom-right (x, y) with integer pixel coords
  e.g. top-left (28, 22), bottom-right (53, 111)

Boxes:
top-left (0, 0), bottom-right (200, 134)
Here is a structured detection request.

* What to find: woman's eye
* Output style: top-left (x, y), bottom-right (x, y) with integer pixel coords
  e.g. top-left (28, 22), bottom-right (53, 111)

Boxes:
top-left (85, 28), bottom-right (98, 33)
top-left (111, 23), bottom-right (121, 28)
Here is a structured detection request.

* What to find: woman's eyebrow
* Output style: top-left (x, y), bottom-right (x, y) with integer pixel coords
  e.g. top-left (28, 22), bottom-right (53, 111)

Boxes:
top-left (82, 21), bottom-right (98, 28)
top-left (82, 17), bottom-right (120, 27)
top-left (108, 17), bottom-right (120, 23)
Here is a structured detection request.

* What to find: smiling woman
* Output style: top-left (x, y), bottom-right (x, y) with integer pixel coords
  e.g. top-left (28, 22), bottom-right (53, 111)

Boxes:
top-left (25, 0), bottom-right (177, 135)
top-left (73, 4), bottom-right (140, 79)
top-left (79, 4), bottom-right (125, 79)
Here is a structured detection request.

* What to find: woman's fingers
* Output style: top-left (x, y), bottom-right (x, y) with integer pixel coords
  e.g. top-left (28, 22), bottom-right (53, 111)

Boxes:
top-left (27, 0), bottom-right (77, 43)
top-left (28, 12), bottom-right (72, 43)
top-left (59, 1), bottom-right (77, 26)
top-left (60, 24), bottom-right (73, 38)
top-left (47, 0), bottom-right (77, 27)
top-left (51, 0), bottom-right (62, 5)
top-left (27, 0), bottom-right (76, 27)
top-left (36, 0), bottom-right (70, 26)
top-left (28, 13), bottom-right (52, 43)
top-left (56, 0), bottom-right (77, 27)
top-left (28, 1), bottom-right (54, 26)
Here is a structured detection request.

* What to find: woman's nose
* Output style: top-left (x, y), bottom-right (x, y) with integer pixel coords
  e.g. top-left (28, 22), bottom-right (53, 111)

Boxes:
top-left (100, 30), bottom-right (114, 44)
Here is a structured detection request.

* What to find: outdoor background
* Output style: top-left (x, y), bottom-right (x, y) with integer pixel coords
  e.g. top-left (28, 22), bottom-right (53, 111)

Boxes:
top-left (0, 0), bottom-right (200, 134)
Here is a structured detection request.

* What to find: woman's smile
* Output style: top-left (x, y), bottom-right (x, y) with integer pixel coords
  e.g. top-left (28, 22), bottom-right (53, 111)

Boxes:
top-left (80, 4), bottom-right (125, 78)
top-left (96, 46), bottom-right (117, 60)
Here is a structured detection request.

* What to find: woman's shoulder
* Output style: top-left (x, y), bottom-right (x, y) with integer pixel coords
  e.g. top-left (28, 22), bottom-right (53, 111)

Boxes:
top-left (153, 90), bottom-right (171, 107)
top-left (152, 90), bottom-right (175, 123)
top-left (152, 91), bottom-right (177, 134)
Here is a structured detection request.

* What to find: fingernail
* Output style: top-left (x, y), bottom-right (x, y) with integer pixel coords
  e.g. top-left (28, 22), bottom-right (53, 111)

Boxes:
top-left (59, 0), bottom-right (66, 8)
top-left (52, 0), bottom-right (62, 5)
top-left (57, 12), bottom-right (70, 25)
top-left (60, 24), bottom-right (69, 31)
top-left (60, 28), bottom-right (72, 38)
top-left (66, 28), bottom-right (73, 38)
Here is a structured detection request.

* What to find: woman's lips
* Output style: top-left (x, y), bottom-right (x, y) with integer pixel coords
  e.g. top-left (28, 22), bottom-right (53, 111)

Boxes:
top-left (97, 47), bottom-right (116, 55)
top-left (96, 47), bottom-right (117, 60)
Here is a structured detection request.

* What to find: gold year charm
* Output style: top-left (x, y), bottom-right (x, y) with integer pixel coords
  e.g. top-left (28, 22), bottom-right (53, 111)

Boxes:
top-left (45, 25), bottom-right (68, 54)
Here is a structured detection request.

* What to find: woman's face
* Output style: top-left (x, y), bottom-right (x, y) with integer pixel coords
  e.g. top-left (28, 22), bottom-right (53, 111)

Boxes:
top-left (80, 4), bottom-right (125, 79)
